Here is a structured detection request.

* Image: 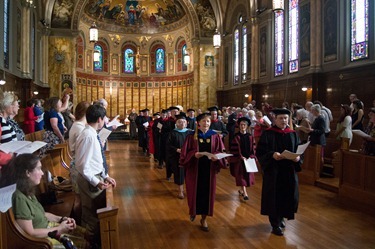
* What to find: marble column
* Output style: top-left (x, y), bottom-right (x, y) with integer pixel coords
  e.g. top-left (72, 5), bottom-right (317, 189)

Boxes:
top-left (21, 6), bottom-right (30, 78)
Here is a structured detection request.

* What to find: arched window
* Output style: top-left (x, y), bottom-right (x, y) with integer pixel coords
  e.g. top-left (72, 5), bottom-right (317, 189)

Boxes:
top-left (289, 0), bottom-right (299, 73)
top-left (124, 48), bottom-right (135, 73)
top-left (274, 11), bottom-right (284, 76)
top-left (150, 43), bottom-right (166, 74)
top-left (155, 48), bottom-right (165, 73)
top-left (4, 0), bottom-right (10, 68)
top-left (351, 0), bottom-right (369, 61)
top-left (176, 39), bottom-right (187, 72)
top-left (93, 44), bottom-right (103, 72)
top-left (233, 15), bottom-right (248, 85)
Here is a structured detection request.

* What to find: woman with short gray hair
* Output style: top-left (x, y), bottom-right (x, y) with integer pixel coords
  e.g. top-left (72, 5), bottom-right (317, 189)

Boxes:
top-left (0, 91), bottom-right (17, 143)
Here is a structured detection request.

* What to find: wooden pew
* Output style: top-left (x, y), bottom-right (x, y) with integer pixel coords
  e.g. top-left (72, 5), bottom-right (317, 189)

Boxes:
top-left (298, 145), bottom-right (322, 185)
top-left (0, 208), bottom-right (53, 249)
top-left (338, 150), bottom-right (375, 214)
top-left (97, 151), bottom-right (119, 249)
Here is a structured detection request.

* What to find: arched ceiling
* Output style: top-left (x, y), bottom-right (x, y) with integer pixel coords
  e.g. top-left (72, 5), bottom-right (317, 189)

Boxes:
top-left (47, 0), bottom-right (219, 38)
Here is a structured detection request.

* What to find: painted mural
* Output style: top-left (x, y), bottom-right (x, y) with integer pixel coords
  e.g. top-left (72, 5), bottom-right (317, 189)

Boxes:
top-left (85, 0), bottom-right (186, 29)
top-left (192, 0), bottom-right (217, 37)
top-left (51, 0), bottom-right (74, 28)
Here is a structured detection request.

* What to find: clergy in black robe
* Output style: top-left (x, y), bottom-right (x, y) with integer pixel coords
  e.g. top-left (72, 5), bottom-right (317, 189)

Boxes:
top-left (229, 117), bottom-right (256, 201)
top-left (166, 114), bottom-right (191, 198)
top-left (256, 108), bottom-right (302, 236)
top-left (180, 113), bottom-right (227, 232)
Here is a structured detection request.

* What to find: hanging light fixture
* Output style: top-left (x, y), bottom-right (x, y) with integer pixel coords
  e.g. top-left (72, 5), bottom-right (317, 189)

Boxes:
top-left (89, 22), bottom-right (98, 43)
top-left (272, 0), bottom-right (284, 13)
top-left (213, 29), bottom-right (221, 48)
top-left (184, 51), bottom-right (190, 65)
top-left (93, 48), bottom-right (100, 62)
top-left (0, 70), bottom-right (6, 85)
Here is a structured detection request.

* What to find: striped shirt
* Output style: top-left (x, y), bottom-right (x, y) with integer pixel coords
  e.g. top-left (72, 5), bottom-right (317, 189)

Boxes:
top-left (0, 116), bottom-right (17, 143)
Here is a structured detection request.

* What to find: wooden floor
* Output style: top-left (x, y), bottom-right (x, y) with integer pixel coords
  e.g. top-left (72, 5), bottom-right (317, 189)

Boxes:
top-left (107, 140), bottom-right (375, 249)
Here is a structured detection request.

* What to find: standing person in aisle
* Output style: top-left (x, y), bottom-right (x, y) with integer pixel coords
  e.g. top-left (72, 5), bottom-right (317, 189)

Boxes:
top-left (180, 113), bottom-right (227, 232)
top-left (229, 117), bottom-right (256, 201)
top-left (256, 108), bottom-right (302, 236)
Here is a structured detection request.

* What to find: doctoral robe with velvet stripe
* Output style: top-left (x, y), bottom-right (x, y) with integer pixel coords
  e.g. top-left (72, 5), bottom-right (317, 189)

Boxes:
top-left (179, 131), bottom-right (227, 216)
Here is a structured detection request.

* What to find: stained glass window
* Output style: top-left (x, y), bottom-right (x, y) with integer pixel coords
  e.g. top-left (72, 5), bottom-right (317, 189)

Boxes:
top-left (242, 25), bottom-right (247, 81)
top-left (289, 0), bottom-right (299, 73)
top-left (182, 44), bottom-right (188, 71)
top-left (275, 11), bottom-right (284, 76)
top-left (155, 48), bottom-right (165, 73)
top-left (4, 0), bottom-right (9, 68)
top-left (124, 48), bottom-right (135, 73)
top-left (93, 44), bottom-right (103, 72)
top-left (234, 28), bottom-right (239, 85)
top-left (351, 0), bottom-right (368, 61)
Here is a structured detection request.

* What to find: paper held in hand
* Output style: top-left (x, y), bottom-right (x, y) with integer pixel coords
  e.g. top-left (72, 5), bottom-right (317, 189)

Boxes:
top-left (0, 184), bottom-right (16, 213)
top-left (352, 129), bottom-right (371, 139)
top-left (0, 141), bottom-right (47, 154)
top-left (280, 141), bottom-right (311, 160)
top-left (200, 152), bottom-right (233, 160)
top-left (263, 115), bottom-right (272, 125)
top-left (107, 115), bottom-right (124, 128)
top-left (99, 128), bottom-right (112, 144)
top-left (143, 121), bottom-right (149, 128)
top-left (244, 158), bottom-right (258, 172)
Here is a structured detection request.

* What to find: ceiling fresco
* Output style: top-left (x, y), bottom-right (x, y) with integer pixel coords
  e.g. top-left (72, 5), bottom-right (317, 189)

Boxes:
top-left (50, 0), bottom-right (217, 37)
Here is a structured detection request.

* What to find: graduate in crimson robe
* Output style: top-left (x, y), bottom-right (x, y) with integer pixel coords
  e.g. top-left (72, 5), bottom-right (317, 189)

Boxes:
top-left (148, 112), bottom-right (160, 156)
top-left (179, 113), bottom-right (227, 232)
top-left (256, 108), bottom-right (302, 236)
top-left (229, 117), bottom-right (256, 201)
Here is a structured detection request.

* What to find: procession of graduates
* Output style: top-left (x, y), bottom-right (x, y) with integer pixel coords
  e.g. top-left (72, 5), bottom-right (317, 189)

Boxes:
top-left (133, 105), bottom-right (302, 236)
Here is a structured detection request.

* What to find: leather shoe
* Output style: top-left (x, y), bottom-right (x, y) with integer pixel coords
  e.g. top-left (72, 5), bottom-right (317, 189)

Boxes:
top-left (243, 196), bottom-right (249, 201)
top-left (200, 219), bottom-right (209, 232)
top-left (280, 219), bottom-right (286, 228)
top-left (272, 226), bottom-right (283, 236)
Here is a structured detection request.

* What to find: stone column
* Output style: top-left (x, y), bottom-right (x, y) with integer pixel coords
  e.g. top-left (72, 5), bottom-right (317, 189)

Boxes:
top-left (251, 17), bottom-right (259, 84)
top-left (21, 6), bottom-right (30, 77)
top-left (40, 28), bottom-right (50, 85)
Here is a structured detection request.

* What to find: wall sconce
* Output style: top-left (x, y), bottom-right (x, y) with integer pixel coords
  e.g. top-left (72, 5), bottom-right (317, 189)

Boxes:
top-left (301, 87), bottom-right (308, 91)
top-left (89, 22), bottom-right (98, 43)
top-left (273, 0), bottom-right (284, 13)
top-left (33, 91), bottom-right (39, 95)
top-left (0, 70), bottom-right (6, 85)
top-left (213, 29), bottom-right (221, 48)
top-left (244, 94), bottom-right (249, 98)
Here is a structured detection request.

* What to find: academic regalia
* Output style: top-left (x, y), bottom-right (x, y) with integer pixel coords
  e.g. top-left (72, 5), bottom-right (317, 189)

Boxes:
top-left (186, 116), bottom-right (196, 131)
top-left (229, 132), bottom-right (256, 187)
top-left (152, 117), bottom-right (163, 161)
top-left (166, 128), bottom-right (190, 185)
top-left (256, 126), bottom-right (302, 224)
top-left (179, 130), bottom-right (227, 216)
top-left (137, 114), bottom-right (152, 152)
top-left (148, 119), bottom-right (155, 155)
top-left (161, 117), bottom-right (176, 175)
top-left (209, 119), bottom-right (228, 138)
top-left (227, 112), bottom-right (237, 145)
top-left (128, 112), bottom-right (138, 139)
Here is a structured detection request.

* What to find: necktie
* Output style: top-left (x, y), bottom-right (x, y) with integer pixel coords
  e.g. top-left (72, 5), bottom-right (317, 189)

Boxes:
top-left (97, 134), bottom-right (108, 175)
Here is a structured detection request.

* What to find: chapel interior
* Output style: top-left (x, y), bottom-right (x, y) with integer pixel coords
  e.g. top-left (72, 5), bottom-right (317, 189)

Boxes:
top-left (0, 0), bottom-right (375, 248)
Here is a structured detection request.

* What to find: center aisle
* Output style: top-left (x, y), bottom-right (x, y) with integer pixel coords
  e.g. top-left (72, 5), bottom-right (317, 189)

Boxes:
top-left (107, 140), bottom-right (375, 249)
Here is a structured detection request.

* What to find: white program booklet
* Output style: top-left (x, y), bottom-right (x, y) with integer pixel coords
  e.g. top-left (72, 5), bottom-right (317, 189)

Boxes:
top-left (263, 115), bottom-right (272, 125)
top-left (0, 184), bottom-right (16, 213)
top-left (244, 158), bottom-right (258, 172)
top-left (143, 121), bottom-right (149, 128)
top-left (99, 128), bottom-right (112, 144)
top-left (0, 141), bottom-right (47, 154)
top-left (200, 152), bottom-right (233, 160)
top-left (281, 141), bottom-right (311, 160)
top-left (157, 122), bottom-right (163, 129)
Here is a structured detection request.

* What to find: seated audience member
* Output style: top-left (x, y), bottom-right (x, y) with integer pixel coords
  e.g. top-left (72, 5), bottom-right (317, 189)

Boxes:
top-left (351, 99), bottom-right (364, 131)
top-left (8, 97), bottom-right (25, 141)
top-left (362, 108), bottom-right (375, 156)
top-left (23, 99), bottom-right (37, 134)
top-left (334, 104), bottom-right (352, 145)
top-left (11, 154), bottom-right (87, 248)
top-left (0, 91), bottom-right (18, 143)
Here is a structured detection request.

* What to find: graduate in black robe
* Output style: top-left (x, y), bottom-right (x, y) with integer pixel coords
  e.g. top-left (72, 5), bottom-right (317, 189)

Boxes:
top-left (166, 114), bottom-right (191, 198)
top-left (186, 108), bottom-right (197, 131)
top-left (161, 106), bottom-right (179, 177)
top-left (256, 108), bottom-right (302, 236)
top-left (137, 109), bottom-right (152, 154)
top-left (208, 106), bottom-right (228, 139)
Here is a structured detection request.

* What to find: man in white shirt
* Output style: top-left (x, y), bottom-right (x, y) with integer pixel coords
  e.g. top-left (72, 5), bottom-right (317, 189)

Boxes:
top-left (75, 104), bottom-right (116, 244)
